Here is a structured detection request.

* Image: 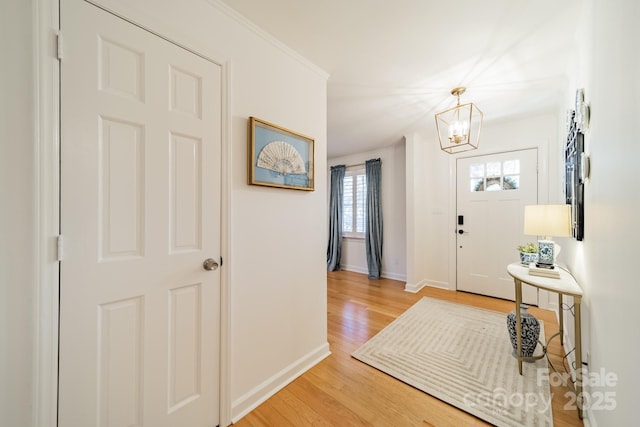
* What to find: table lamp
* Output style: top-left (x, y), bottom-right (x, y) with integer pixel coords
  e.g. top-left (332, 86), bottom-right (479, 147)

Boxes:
top-left (523, 204), bottom-right (572, 269)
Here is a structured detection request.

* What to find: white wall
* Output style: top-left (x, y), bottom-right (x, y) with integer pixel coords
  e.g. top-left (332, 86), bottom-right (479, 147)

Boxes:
top-left (405, 132), bottom-right (450, 291)
top-left (406, 112), bottom-right (559, 294)
top-left (561, 0), bottom-right (639, 424)
top-left (4, 0), bottom-right (329, 425)
top-left (0, 1), bottom-right (36, 426)
top-left (328, 143), bottom-right (406, 281)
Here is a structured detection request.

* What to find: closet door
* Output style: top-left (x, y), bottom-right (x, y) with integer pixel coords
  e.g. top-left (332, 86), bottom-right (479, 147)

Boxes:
top-left (59, 0), bottom-right (222, 425)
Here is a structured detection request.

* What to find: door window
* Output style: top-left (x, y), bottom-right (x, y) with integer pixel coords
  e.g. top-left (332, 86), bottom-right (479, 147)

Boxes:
top-left (470, 159), bottom-right (520, 192)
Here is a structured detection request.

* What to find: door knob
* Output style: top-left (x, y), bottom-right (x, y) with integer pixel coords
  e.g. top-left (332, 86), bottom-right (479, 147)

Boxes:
top-left (458, 229), bottom-right (464, 234)
top-left (203, 258), bottom-right (219, 271)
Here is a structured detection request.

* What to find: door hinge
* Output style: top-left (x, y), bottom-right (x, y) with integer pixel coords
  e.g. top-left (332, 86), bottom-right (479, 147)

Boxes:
top-left (56, 33), bottom-right (63, 61)
top-left (56, 235), bottom-right (64, 261)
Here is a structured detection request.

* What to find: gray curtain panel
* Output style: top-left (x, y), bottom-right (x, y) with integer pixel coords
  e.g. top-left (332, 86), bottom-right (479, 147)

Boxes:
top-left (327, 164), bottom-right (346, 271)
top-left (365, 158), bottom-right (383, 279)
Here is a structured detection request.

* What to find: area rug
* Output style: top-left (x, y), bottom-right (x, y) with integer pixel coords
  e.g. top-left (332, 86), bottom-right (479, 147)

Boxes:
top-left (352, 297), bottom-right (553, 427)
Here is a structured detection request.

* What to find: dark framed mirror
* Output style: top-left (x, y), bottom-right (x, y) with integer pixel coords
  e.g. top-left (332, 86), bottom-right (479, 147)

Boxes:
top-left (565, 110), bottom-right (584, 241)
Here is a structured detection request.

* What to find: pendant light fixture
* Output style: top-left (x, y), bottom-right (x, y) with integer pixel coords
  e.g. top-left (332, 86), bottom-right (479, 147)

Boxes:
top-left (435, 87), bottom-right (483, 154)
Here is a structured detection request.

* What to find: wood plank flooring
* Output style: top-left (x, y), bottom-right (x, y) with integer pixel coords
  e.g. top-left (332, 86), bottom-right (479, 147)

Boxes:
top-left (233, 270), bottom-right (583, 426)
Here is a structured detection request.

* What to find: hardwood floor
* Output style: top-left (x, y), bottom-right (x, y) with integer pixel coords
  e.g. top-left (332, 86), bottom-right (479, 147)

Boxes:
top-left (233, 270), bottom-right (584, 426)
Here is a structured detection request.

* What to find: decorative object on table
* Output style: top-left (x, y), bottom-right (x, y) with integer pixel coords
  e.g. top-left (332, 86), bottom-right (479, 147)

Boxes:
top-left (524, 204), bottom-right (572, 269)
top-left (574, 88), bottom-right (591, 132)
top-left (434, 87), bottom-right (483, 154)
top-left (506, 304), bottom-right (541, 359)
top-left (565, 99), bottom-right (587, 241)
top-left (248, 116), bottom-right (314, 191)
top-left (537, 240), bottom-right (555, 266)
top-left (353, 297), bottom-right (552, 427)
top-left (517, 242), bottom-right (538, 265)
top-left (528, 263), bottom-right (561, 279)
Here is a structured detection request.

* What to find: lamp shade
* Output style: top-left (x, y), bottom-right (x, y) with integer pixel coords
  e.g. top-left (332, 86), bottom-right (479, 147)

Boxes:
top-left (523, 205), bottom-right (572, 237)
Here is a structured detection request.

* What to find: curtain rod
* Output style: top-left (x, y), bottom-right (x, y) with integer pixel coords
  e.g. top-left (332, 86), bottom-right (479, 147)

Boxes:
top-left (332, 158), bottom-right (380, 168)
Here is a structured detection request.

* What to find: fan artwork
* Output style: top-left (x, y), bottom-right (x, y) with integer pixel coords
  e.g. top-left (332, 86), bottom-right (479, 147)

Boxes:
top-left (248, 117), bottom-right (315, 191)
top-left (257, 141), bottom-right (306, 175)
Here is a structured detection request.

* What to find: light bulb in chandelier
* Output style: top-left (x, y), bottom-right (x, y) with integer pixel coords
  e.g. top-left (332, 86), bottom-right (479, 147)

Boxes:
top-left (448, 120), bottom-right (469, 143)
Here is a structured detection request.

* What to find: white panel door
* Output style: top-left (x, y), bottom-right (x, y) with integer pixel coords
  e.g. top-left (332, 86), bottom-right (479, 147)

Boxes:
top-left (456, 149), bottom-right (538, 304)
top-left (59, 1), bottom-right (221, 426)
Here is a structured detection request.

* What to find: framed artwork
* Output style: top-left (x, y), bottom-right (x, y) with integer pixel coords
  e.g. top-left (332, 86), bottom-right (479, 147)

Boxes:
top-left (248, 117), bottom-right (314, 191)
top-left (565, 110), bottom-right (584, 241)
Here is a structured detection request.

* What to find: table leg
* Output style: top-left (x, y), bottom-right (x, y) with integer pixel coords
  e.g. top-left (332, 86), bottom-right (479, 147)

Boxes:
top-left (515, 279), bottom-right (523, 375)
top-left (574, 296), bottom-right (583, 419)
top-left (558, 293), bottom-right (564, 346)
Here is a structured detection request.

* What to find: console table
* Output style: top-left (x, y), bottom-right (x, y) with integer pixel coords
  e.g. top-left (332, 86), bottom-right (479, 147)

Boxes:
top-left (506, 262), bottom-right (584, 419)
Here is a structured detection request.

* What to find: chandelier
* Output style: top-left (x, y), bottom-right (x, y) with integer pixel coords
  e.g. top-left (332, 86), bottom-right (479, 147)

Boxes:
top-left (435, 87), bottom-right (483, 154)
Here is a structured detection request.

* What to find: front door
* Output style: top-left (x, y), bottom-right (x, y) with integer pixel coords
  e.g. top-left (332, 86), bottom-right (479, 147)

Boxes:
top-left (58, 0), bottom-right (222, 425)
top-left (456, 149), bottom-right (538, 304)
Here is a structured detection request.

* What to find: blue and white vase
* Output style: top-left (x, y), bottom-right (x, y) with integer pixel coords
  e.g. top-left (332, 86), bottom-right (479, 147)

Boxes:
top-left (537, 240), bottom-right (555, 266)
top-left (519, 252), bottom-right (538, 265)
top-left (506, 304), bottom-right (540, 360)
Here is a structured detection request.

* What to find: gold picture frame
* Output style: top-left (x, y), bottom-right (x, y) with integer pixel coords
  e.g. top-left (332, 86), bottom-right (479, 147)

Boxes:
top-left (248, 117), bottom-right (315, 191)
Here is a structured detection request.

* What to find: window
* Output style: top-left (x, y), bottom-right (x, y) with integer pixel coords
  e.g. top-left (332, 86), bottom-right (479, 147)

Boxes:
top-left (470, 159), bottom-right (520, 192)
top-left (343, 169), bottom-right (366, 237)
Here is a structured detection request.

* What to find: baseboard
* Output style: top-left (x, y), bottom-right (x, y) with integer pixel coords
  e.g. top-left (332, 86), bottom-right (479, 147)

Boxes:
top-left (231, 342), bottom-right (331, 423)
top-left (341, 264), bottom-right (368, 275)
top-left (405, 279), bottom-right (449, 293)
top-left (341, 265), bottom-right (406, 282)
top-left (380, 271), bottom-right (406, 281)
top-left (404, 280), bottom-right (426, 293)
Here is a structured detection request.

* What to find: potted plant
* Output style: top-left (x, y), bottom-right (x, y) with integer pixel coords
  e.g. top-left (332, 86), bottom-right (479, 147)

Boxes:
top-left (517, 242), bottom-right (538, 265)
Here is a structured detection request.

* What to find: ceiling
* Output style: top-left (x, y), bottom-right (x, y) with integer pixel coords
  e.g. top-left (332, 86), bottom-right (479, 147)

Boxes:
top-left (221, 0), bottom-right (581, 158)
